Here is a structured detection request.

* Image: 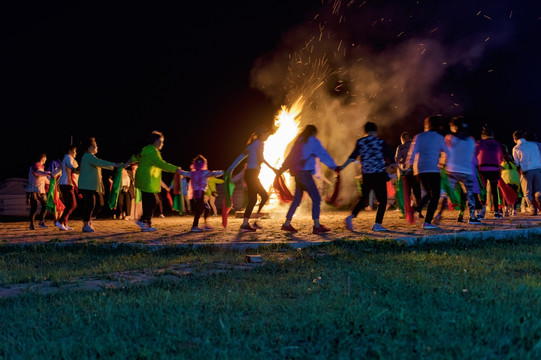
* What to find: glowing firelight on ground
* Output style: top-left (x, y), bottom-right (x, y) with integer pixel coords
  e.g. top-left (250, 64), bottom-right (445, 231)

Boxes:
top-left (258, 97), bottom-right (305, 198)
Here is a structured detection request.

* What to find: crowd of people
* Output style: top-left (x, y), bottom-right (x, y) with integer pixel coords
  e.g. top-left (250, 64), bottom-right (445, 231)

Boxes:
top-left (25, 116), bottom-right (541, 234)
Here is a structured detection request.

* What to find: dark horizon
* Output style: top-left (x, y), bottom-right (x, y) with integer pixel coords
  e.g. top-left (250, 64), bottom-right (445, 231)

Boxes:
top-left (2, 0), bottom-right (540, 182)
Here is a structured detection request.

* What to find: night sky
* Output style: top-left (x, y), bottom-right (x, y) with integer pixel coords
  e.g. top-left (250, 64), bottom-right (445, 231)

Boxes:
top-left (2, 0), bottom-right (540, 182)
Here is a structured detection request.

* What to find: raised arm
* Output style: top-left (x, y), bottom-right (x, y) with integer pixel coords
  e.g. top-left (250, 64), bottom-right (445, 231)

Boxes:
top-left (226, 152), bottom-right (247, 174)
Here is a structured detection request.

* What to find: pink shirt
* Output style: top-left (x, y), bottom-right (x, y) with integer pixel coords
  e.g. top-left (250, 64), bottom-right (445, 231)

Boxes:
top-left (475, 138), bottom-right (503, 172)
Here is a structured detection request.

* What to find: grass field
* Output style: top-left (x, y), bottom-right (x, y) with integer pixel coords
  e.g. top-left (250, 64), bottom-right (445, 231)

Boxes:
top-left (1, 235), bottom-right (541, 359)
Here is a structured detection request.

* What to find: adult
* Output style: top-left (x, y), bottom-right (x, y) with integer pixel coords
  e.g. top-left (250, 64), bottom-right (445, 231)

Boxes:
top-left (395, 131), bottom-right (423, 218)
top-left (475, 125), bottom-right (504, 218)
top-left (341, 122), bottom-right (395, 232)
top-left (133, 131), bottom-right (181, 231)
top-left (279, 125), bottom-right (339, 234)
top-left (57, 145), bottom-right (79, 230)
top-left (441, 116), bottom-right (480, 224)
top-left (25, 153), bottom-right (52, 230)
top-left (512, 130), bottom-right (541, 215)
top-left (226, 127), bottom-right (276, 232)
top-left (406, 115), bottom-right (447, 229)
top-left (78, 137), bottom-right (122, 232)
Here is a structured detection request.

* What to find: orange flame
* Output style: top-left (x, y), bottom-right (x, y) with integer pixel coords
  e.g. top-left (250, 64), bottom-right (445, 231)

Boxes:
top-left (259, 97), bottom-right (305, 197)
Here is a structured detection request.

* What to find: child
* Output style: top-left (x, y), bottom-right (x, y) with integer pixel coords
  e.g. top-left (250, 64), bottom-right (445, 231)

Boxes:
top-left (205, 176), bottom-right (224, 216)
top-left (500, 144), bottom-right (520, 216)
top-left (179, 155), bottom-right (223, 232)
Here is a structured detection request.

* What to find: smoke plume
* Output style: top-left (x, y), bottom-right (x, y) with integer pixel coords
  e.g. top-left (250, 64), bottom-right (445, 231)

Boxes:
top-left (251, 0), bottom-right (517, 206)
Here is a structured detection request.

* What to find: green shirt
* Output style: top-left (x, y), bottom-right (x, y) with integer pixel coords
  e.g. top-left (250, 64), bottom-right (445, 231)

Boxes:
top-left (134, 145), bottom-right (178, 193)
top-left (78, 152), bottom-right (116, 194)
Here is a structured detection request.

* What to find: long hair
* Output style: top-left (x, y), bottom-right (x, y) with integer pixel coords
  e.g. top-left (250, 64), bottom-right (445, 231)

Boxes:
top-left (297, 125), bottom-right (317, 143)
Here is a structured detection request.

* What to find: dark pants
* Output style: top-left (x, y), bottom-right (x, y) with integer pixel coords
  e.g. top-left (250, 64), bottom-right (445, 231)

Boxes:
top-left (192, 196), bottom-right (210, 227)
top-left (28, 192), bottom-right (47, 224)
top-left (480, 171), bottom-right (501, 211)
top-left (244, 169), bottom-right (269, 219)
top-left (286, 171), bottom-right (321, 221)
top-left (352, 172), bottom-right (388, 224)
top-left (417, 173), bottom-right (441, 224)
top-left (80, 189), bottom-right (103, 222)
top-left (117, 190), bottom-right (131, 217)
top-left (141, 191), bottom-right (156, 225)
top-left (59, 185), bottom-right (77, 224)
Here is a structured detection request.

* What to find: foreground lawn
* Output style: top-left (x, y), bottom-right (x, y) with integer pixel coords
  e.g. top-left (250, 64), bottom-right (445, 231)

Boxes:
top-left (1, 235), bottom-right (541, 359)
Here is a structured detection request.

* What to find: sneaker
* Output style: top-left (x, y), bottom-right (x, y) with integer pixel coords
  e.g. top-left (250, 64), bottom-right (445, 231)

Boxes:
top-left (38, 221), bottom-right (48, 228)
top-left (135, 220), bottom-right (147, 230)
top-left (372, 223), bottom-right (388, 232)
top-left (423, 222), bottom-right (439, 230)
top-left (432, 214), bottom-right (442, 226)
top-left (29, 223), bottom-right (35, 230)
top-left (281, 224), bottom-right (298, 233)
top-left (313, 224), bottom-right (331, 234)
top-left (457, 215), bottom-right (464, 223)
top-left (55, 221), bottom-right (68, 231)
top-left (159, 214), bottom-right (165, 218)
top-left (124, 216), bottom-right (131, 221)
top-left (240, 224), bottom-right (257, 232)
top-left (477, 208), bottom-right (485, 220)
top-left (82, 225), bottom-right (95, 233)
top-left (142, 226), bottom-right (158, 232)
top-left (494, 212), bottom-right (503, 219)
top-left (468, 217), bottom-right (482, 224)
top-left (64, 224), bottom-right (74, 231)
top-left (204, 225), bottom-right (214, 231)
top-left (191, 226), bottom-right (204, 232)
top-left (345, 216), bottom-right (354, 231)
top-left (252, 221), bottom-right (263, 230)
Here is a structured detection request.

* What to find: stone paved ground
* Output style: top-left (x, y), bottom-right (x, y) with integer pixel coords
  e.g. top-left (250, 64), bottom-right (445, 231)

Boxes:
top-left (2, 207), bottom-right (540, 248)
top-left (1, 208), bottom-right (540, 297)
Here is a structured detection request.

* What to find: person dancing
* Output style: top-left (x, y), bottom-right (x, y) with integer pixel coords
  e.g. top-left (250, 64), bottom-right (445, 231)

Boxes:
top-left (278, 125), bottom-right (339, 234)
top-left (226, 127), bottom-right (276, 232)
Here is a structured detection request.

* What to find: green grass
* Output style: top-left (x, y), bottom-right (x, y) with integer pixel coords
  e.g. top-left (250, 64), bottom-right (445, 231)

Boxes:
top-left (1, 236), bottom-right (541, 359)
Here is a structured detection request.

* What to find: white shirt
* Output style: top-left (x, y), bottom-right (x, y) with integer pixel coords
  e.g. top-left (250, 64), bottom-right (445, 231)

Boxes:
top-left (59, 154), bottom-right (79, 186)
top-left (407, 131), bottom-right (446, 175)
top-left (445, 135), bottom-right (476, 175)
top-left (513, 138), bottom-right (541, 171)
